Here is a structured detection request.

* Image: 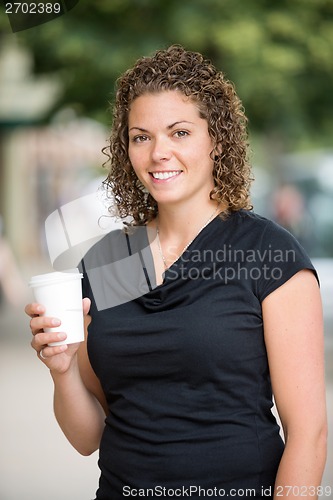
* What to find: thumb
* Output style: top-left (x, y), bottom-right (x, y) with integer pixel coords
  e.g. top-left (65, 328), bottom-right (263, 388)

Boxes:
top-left (82, 297), bottom-right (91, 316)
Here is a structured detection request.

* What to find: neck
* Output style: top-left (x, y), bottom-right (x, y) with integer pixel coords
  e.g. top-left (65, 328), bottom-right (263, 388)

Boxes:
top-left (155, 199), bottom-right (221, 236)
top-left (153, 199), bottom-right (222, 271)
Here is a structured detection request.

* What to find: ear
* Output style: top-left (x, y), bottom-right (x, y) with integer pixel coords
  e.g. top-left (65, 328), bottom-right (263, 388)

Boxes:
top-left (213, 143), bottom-right (222, 160)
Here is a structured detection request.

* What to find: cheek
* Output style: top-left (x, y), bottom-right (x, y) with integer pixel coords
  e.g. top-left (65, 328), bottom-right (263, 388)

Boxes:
top-left (129, 157), bottom-right (147, 183)
top-left (128, 155), bottom-right (140, 178)
top-left (127, 145), bottom-right (134, 166)
top-left (189, 144), bottom-right (214, 170)
top-left (128, 146), bottom-right (146, 170)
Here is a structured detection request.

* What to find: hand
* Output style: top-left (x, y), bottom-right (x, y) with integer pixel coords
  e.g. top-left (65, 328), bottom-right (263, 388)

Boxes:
top-left (25, 298), bottom-right (91, 374)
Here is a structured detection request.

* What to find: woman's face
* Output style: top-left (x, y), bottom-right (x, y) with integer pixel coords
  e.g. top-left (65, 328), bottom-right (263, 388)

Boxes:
top-left (128, 90), bottom-right (215, 208)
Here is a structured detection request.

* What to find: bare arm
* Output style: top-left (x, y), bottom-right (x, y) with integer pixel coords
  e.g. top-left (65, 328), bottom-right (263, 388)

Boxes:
top-left (27, 298), bottom-right (107, 456)
top-left (262, 270), bottom-right (327, 499)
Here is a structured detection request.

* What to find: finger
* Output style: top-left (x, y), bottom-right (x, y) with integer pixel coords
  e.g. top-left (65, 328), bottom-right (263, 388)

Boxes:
top-left (29, 316), bottom-right (61, 335)
top-left (25, 302), bottom-right (45, 318)
top-left (31, 331), bottom-right (67, 351)
top-left (38, 343), bottom-right (68, 362)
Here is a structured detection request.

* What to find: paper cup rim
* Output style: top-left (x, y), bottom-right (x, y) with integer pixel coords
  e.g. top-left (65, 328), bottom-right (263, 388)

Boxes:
top-left (29, 269), bottom-right (83, 288)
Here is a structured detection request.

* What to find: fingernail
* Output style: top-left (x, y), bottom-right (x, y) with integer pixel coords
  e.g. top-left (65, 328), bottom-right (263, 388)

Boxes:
top-left (57, 333), bottom-right (66, 340)
top-left (51, 318), bottom-right (61, 326)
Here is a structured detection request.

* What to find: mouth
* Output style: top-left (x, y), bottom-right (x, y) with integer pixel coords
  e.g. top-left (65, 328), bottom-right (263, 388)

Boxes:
top-left (149, 170), bottom-right (183, 180)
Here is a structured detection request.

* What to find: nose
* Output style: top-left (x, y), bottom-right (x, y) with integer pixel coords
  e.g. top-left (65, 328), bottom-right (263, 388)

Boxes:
top-left (151, 135), bottom-right (171, 163)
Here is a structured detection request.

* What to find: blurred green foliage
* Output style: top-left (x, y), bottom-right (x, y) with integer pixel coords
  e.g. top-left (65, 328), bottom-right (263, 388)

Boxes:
top-left (1, 0), bottom-right (333, 147)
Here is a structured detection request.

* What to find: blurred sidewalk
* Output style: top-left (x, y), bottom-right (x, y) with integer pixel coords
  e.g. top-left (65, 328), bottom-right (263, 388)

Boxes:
top-left (1, 299), bottom-right (332, 499)
top-left (0, 300), bottom-right (100, 500)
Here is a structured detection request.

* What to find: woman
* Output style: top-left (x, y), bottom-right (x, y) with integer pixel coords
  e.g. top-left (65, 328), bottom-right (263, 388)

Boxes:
top-left (26, 45), bottom-right (327, 499)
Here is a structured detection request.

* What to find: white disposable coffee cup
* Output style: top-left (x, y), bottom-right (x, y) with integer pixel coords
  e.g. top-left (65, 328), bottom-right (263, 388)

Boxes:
top-left (29, 268), bottom-right (84, 346)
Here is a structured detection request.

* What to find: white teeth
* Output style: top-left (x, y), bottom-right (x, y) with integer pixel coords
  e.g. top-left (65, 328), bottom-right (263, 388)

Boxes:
top-left (151, 171), bottom-right (181, 180)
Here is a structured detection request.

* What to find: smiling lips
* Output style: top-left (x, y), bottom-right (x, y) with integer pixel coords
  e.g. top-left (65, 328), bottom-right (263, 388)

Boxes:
top-left (150, 170), bottom-right (183, 180)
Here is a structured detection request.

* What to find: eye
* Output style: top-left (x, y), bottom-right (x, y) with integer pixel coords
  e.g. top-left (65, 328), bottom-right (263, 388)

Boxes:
top-left (132, 134), bottom-right (149, 143)
top-left (174, 130), bottom-right (189, 139)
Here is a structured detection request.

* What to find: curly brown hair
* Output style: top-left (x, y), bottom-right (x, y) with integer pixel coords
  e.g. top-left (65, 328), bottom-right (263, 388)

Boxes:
top-left (103, 44), bottom-right (253, 224)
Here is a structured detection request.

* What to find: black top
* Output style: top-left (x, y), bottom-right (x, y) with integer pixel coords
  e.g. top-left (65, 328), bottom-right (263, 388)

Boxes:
top-left (80, 210), bottom-right (317, 499)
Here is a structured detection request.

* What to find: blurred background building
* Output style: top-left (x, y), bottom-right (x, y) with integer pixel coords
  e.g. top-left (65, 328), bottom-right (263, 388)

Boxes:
top-left (0, 1), bottom-right (332, 498)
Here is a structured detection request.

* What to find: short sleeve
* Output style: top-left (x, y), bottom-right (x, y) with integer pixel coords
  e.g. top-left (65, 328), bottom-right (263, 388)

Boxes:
top-left (255, 220), bottom-right (319, 302)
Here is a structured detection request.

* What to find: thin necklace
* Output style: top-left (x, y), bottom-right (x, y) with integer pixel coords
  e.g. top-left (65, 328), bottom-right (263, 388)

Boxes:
top-left (156, 204), bottom-right (221, 270)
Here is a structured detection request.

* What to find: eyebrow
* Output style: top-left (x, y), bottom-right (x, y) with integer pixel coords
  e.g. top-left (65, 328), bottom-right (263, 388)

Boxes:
top-left (129, 121), bottom-right (195, 132)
